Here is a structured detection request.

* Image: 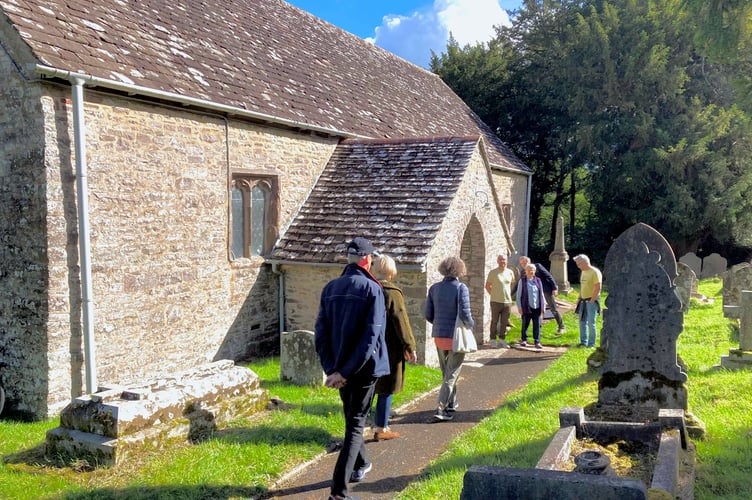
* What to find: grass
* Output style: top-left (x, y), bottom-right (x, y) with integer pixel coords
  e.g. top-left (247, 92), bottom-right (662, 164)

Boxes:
top-left (1, 278), bottom-right (750, 499)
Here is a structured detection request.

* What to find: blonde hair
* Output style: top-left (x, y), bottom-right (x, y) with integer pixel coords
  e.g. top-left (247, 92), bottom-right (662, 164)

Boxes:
top-left (438, 256), bottom-right (467, 278)
top-left (372, 254), bottom-right (397, 280)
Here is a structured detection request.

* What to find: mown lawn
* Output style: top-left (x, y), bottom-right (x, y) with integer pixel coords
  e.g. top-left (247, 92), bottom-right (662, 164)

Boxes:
top-left (1, 278), bottom-right (749, 499)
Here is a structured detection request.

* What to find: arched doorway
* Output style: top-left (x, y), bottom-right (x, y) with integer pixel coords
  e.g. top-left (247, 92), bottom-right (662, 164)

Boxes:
top-left (460, 215), bottom-right (487, 344)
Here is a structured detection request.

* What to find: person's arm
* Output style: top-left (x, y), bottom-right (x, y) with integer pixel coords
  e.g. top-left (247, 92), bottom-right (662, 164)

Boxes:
top-left (459, 283), bottom-right (474, 328)
top-left (591, 281), bottom-right (602, 303)
top-left (424, 287), bottom-right (435, 322)
top-left (537, 264), bottom-right (557, 292)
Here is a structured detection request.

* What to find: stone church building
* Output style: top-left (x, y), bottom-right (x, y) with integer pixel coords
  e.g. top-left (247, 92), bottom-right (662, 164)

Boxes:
top-left (0, 0), bottom-right (531, 418)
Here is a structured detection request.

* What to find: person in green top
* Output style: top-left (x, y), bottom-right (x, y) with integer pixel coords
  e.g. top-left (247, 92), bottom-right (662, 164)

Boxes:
top-left (484, 254), bottom-right (516, 348)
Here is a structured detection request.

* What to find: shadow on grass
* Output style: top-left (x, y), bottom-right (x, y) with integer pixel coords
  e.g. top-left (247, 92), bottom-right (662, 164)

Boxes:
top-left (212, 423), bottom-right (333, 447)
top-left (58, 484), bottom-right (265, 499)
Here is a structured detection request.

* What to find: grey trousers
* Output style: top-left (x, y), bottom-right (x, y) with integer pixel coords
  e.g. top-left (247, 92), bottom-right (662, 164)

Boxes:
top-left (436, 346), bottom-right (465, 409)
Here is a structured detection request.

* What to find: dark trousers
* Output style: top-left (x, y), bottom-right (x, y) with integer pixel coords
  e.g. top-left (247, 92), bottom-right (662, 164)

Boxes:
top-left (521, 307), bottom-right (542, 343)
top-left (489, 301), bottom-right (512, 340)
top-left (331, 374), bottom-right (377, 497)
top-left (543, 291), bottom-right (564, 329)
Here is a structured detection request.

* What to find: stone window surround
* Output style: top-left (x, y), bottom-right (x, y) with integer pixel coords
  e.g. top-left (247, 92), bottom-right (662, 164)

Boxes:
top-left (230, 170), bottom-right (279, 260)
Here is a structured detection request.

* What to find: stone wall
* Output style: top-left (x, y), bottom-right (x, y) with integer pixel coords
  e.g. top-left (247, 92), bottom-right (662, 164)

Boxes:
top-left (282, 265), bottom-right (430, 364)
top-left (1, 71), bottom-right (339, 417)
top-left (0, 49), bottom-right (51, 417)
top-left (490, 167), bottom-right (529, 255)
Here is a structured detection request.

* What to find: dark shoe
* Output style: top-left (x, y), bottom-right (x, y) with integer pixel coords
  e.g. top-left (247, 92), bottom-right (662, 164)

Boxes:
top-left (329, 496), bottom-right (359, 500)
top-left (350, 462), bottom-right (372, 483)
top-left (446, 402), bottom-right (458, 412)
top-left (374, 429), bottom-right (400, 440)
top-left (434, 408), bottom-right (454, 421)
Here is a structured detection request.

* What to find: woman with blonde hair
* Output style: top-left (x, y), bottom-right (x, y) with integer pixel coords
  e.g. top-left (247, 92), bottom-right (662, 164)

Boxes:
top-left (424, 256), bottom-right (474, 421)
top-left (370, 254), bottom-right (417, 440)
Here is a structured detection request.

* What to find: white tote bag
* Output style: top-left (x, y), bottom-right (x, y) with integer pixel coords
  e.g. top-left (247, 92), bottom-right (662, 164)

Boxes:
top-left (452, 286), bottom-right (477, 353)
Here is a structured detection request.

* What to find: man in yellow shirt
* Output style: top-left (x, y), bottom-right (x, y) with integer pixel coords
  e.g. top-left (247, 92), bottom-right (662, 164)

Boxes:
top-left (574, 254), bottom-right (602, 347)
top-left (485, 254), bottom-right (516, 348)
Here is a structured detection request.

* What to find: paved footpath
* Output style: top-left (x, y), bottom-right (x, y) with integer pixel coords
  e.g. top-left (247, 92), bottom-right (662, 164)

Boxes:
top-left (259, 344), bottom-right (563, 499)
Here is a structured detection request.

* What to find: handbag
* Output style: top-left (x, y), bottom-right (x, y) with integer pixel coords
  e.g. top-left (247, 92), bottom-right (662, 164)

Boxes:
top-left (452, 286), bottom-right (477, 353)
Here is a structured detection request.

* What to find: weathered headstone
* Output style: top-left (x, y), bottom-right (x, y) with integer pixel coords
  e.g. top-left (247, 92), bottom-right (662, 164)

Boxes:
top-left (280, 330), bottom-right (325, 386)
top-left (675, 262), bottom-right (695, 313)
top-left (678, 252), bottom-right (702, 278)
top-left (720, 290), bottom-right (752, 370)
top-left (599, 223), bottom-right (687, 409)
top-left (549, 215), bottom-right (571, 294)
top-left (701, 252), bottom-right (727, 279)
top-left (722, 263), bottom-right (752, 319)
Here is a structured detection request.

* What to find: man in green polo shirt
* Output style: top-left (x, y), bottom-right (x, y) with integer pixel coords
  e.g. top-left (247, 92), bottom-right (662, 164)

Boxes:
top-left (485, 254), bottom-right (516, 348)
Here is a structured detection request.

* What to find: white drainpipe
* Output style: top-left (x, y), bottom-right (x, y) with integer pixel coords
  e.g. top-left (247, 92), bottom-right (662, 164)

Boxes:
top-left (271, 263), bottom-right (286, 334)
top-left (71, 77), bottom-right (97, 394)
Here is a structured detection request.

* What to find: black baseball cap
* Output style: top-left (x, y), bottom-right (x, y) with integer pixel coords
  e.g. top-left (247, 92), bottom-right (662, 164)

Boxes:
top-left (347, 237), bottom-right (380, 257)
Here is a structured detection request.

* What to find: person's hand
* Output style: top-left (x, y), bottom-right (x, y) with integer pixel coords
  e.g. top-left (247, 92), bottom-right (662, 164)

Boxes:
top-left (553, 289), bottom-right (559, 296)
top-left (404, 350), bottom-right (417, 364)
top-left (325, 372), bottom-right (347, 389)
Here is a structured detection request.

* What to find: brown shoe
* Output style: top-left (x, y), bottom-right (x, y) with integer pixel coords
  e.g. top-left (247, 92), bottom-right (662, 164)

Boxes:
top-left (374, 429), bottom-right (400, 440)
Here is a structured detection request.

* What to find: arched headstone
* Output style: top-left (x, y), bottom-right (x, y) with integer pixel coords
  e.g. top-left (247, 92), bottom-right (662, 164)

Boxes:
top-left (599, 223), bottom-right (687, 409)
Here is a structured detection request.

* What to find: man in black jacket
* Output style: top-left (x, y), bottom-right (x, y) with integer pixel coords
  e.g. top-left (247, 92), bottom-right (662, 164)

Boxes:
top-left (518, 256), bottom-right (566, 335)
top-left (315, 237), bottom-right (389, 500)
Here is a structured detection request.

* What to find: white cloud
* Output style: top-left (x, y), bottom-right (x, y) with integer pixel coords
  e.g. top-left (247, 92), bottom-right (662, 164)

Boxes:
top-left (370, 0), bottom-right (511, 68)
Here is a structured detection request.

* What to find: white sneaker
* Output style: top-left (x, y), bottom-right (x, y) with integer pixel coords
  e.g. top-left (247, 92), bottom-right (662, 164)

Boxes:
top-left (498, 340), bottom-right (510, 349)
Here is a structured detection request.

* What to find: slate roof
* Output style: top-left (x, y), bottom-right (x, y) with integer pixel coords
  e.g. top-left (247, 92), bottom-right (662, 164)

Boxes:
top-left (0, 0), bottom-right (528, 173)
top-left (269, 137), bottom-right (481, 266)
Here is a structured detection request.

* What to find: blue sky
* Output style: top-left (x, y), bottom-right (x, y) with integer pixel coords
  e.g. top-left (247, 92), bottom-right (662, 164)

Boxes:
top-left (286, 0), bottom-right (523, 68)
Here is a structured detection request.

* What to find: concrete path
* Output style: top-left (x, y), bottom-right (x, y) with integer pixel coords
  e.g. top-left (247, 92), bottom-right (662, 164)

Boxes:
top-left (260, 344), bottom-right (563, 499)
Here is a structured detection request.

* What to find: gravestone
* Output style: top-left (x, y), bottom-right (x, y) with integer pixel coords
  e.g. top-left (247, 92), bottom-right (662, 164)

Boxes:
top-left (720, 290), bottom-right (752, 370)
top-left (678, 252), bottom-right (702, 278)
top-left (722, 263), bottom-right (752, 319)
top-left (280, 330), bottom-right (325, 386)
top-left (549, 215), bottom-right (571, 294)
top-left (701, 253), bottom-right (727, 279)
top-left (675, 263), bottom-right (695, 313)
top-left (599, 223), bottom-right (687, 409)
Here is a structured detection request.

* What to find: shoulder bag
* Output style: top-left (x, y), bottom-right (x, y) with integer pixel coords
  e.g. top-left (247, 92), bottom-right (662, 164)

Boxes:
top-left (452, 285), bottom-right (477, 353)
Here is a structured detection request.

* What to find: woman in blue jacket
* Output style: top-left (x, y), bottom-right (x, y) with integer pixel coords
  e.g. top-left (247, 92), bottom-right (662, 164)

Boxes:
top-left (516, 263), bottom-right (545, 349)
top-left (424, 256), bottom-right (474, 421)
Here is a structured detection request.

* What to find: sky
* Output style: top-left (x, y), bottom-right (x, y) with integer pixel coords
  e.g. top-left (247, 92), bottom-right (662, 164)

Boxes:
top-left (285, 0), bottom-right (523, 68)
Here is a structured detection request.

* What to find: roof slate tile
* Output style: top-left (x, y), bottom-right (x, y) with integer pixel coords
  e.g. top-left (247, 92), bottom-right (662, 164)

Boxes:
top-left (1, 0), bottom-right (528, 172)
top-left (270, 137), bottom-right (480, 265)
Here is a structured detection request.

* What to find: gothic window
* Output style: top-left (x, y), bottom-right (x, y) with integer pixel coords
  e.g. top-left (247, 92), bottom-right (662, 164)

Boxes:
top-left (230, 174), bottom-right (278, 259)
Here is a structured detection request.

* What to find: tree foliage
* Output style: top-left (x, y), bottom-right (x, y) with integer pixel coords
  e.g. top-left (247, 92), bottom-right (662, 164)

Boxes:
top-left (432, 0), bottom-right (752, 262)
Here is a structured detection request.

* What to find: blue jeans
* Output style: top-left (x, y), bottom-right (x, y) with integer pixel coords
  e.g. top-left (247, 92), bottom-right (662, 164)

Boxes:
top-left (579, 301), bottom-right (599, 347)
top-left (374, 393), bottom-right (393, 428)
top-left (331, 374), bottom-right (377, 498)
